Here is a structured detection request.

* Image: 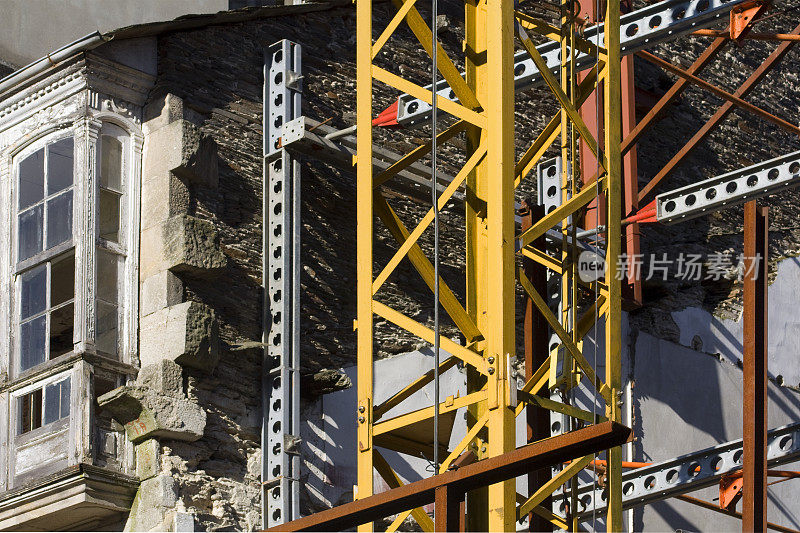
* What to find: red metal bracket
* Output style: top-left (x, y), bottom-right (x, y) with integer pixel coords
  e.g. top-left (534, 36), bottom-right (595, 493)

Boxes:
top-left (731, 1), bottom-right (768, 41)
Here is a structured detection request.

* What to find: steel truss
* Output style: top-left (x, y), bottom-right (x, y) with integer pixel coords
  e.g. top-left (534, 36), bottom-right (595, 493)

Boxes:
top-left (355, 0), bottom-right (625, 529)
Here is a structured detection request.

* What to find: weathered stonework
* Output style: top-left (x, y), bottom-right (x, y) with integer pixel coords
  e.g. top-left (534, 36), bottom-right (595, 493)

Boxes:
top-left (139, 301), bottom-right (220, 372)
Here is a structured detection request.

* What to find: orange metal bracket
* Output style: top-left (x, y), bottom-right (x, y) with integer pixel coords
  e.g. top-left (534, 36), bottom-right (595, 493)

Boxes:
top-left (731, 1), bottom-right (768, 40)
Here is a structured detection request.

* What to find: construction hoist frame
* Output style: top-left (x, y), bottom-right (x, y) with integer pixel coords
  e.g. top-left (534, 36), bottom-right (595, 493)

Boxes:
top-left (262, 39), bottom-right (302, 529)
top-left (355, 0), bottom-right (624, 529)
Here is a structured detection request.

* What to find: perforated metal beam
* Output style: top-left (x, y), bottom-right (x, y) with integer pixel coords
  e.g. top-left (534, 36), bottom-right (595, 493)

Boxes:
top-left (555, 423), bottom-right (800, 519)
top-left (263, 39), bottom-right (302, 528)
top-left (393, 0), bottom-right (750, 126)
top-left (656, 150), bottom-right (800, 224)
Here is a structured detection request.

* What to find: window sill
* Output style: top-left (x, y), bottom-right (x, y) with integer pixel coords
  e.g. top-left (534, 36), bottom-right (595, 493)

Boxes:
top-left (2, 351), bottom-right (137, 394)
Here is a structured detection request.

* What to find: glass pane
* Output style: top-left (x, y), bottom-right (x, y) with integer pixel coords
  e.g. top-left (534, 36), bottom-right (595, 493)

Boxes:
top-left (18, 205), bottom-right (43, 262)
top-left (60, 378), bottom-right (71, 419)
top-left (20, 315), bottom-right (46, 371)
top-left (19, 149), bottom-right (44, 210)
top-left (47, 137), bottom-right (73, 194)
top-left (44, 382), bottom-right (60, 424)
top-left (20, 265), bottom-right (46, 319)
top-left (101, 136), bottom-right (122, 191)
top-left (96, 301), bottom-right (118, 355)
top-left (99, 189), bottom-right (121, 242)
top-left (46, 190), bottom-right (72, 249)
top-left (49, 303), bottom-right (74, 359)
top-left (96, 249), bottom-right (119, 303)
top-left (20, 389), bottom-right (42, 434)
top-left (51, 255), bottom-right (75, 307)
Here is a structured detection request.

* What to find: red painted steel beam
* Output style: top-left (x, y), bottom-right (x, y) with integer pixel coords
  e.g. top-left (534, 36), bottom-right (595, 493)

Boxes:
top-left (638, 21), bottom-right (800, 203)
top-left (521, 201), bottom-right (553, 532)
top-left (264, 421), bottom-right (631, 532)
top-left (636, 51), bottom-right (800, 138)
top-left (743, 201), bottom-right (769, 533)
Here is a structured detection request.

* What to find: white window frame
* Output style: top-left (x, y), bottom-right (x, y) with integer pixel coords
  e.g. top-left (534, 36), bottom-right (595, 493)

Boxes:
top-left (2, 114), bottom-right (142, 381)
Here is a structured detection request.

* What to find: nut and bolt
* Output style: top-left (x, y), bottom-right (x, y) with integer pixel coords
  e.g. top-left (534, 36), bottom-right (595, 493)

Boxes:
top-left (358, 416), bottom-right (365, 423)
top-left (358, 405), bottom-right (366, 413)
top-left (487, 356), bottom-right (495, 364)
top-left (487, 367), bottom-right (495, 375)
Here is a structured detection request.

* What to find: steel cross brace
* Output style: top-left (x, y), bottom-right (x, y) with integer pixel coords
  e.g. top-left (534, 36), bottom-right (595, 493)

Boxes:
top-left (391, 0), bottom-right (751, 127)
top-left (554, 422), bottom-right (800, 519)
top-left (262, 39), bottom-right (302, 528)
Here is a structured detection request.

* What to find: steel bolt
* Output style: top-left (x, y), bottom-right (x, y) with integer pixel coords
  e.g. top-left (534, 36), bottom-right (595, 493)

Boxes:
top-left (358, 416), bottom-right (365, 423)
top-left (488, 367), bottom-right (495, 375)
top-left (487, 356), bottom-right (495, 364)
top-left (358, 405), bottom-right (365, 413)
top-left (481, 446), bottom-right (487, 453)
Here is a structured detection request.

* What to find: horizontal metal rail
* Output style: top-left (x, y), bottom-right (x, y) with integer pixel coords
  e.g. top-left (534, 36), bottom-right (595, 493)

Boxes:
top-left (555, 422), bottom-right (800, 519)
top-left (394, 0), bottom-right (749, 126)
top-left (657, 150), bottom-right (800, 224)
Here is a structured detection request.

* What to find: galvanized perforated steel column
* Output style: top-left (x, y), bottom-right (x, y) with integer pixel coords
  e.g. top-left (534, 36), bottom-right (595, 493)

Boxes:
top-left (263, 39), bottom-right (302, 529)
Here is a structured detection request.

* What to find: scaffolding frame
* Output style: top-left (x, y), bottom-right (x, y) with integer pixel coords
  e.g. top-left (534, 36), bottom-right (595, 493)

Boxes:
top-left (354, 0), bottom-right (623, 529)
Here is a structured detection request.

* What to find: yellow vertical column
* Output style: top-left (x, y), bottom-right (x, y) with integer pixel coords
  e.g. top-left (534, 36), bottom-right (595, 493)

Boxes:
top-left (485, 0), bottom-right (517, 530)
top-left (464, 0), bottom-right (489, 527)
top-left (356, 0), bottom-right (374, 528)
top-left (603, 0), bottom-right (623, 531)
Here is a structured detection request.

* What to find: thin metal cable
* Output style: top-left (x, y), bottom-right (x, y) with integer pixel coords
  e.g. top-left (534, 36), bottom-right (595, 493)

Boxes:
top-left (431, 0), bottom-right (441, 475)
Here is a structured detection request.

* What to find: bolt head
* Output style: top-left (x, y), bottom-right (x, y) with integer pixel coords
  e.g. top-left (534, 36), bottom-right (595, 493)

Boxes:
top-left (488, 367), bottom-right (495, 375)
top-left (358, 405), bottom-right (365, 413)
top-left (487, 356), bottom-right (495, 364)
top-left (358, 416), bottom-right (365, 423)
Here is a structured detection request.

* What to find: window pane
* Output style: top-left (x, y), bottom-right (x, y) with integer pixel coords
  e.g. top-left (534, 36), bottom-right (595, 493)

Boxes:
top-left (20, 265), bottom-right (46, 319)
top-left (47, 137), bottom-right (73, 194)
top-left (44, 382), bottom-right (60, 425)
top-left (51, 255), bottom-right (75, 307)
top-left (50, 303), bottom-right (74, 359)
top-left (97, 250), bottom-right (119, 303)
top-left (18, 205), bottom-right (43, 262)
top-left (46, 190), bottom-right (72, 249)
top-left (99, 189), bottom-right (121, 242)
top-left (20, 315), bottom-right (46, 371)
top-left (20, 389), bottom-right (42, 434)
top-left (101, 136), bottom-right (122, 191)
top-left (96, 301), bottom-right (118, 355)
top-left (60, 378), bottom-right (71, 419)
top-left (19, 149), bottom-right (44, 210)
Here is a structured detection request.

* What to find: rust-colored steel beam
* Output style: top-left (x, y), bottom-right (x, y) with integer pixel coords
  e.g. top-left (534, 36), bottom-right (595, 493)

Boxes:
top-left (521, 201), bottom-right (553, 532)
top-left (694, 29), bottom-right (800, 41)
top-left (265, 422), bottom-right (631, 532)
top-left (743, 201), bottom-right (769, 533)
top-left (638, 21), bottom-right (800, 203)
top-left (636, 51), bottom-right (800, 138)
top-left (676, 496), bottom-right (798, 533)
top-left (434, 483), bottom-right (464, 532)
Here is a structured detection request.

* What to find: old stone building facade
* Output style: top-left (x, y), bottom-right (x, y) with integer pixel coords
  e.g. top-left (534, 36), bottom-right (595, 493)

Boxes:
top-left (0, 1), bottom-right (798, 531)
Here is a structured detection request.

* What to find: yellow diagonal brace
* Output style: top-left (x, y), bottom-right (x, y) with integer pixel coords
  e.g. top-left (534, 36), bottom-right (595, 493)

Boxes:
top-left (514, 65), bottom-right (603, 187)
top-left (516, 176), bottom-right (606, 250)
top-left (440, 411), bottom-right (488, 471)
top-left (515, 11), bottom-right (607, 59)
top-left (373, 356), bottom-right (460, 420)
top-left (373, 450), bottom-right (435, 532)
top-left (374, 192), bottom-right (483, 342)
top-left (391, 0), bottom-right (481, 110)
top-left (517, 455), bottom-right (594, 519)
top-left (517, 268), bottom-right (610, 402)
top-left (521, 246), bottom-right (563, 275)
top-left (517, 390), bottom-right (607, 424)
top-left (373, 389), bottom-right (488, 436)
top-left (374, 120), bottom-right (468, 188)
top-left (373, 301), bottom-right (489, 374)
top-left (515, 22), bottom-right (606, 171)
top-left (373, 66), bottom-right (486, 128)
top-left (372, 0), bottom-right (419, 60)
top-left (386, 511), bottom-right (413, 533)
top-left (373, 144), bottom-right (486, 293)
top-left (514, 352), bottom-right (551, 418)
top-left (515, 494), bottom-right (570, 531)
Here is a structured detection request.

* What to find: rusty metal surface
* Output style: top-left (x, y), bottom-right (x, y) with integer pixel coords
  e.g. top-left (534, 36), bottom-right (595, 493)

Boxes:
top-left (638, 21), bottom-right (800, 202)
top-left (264, 422), bottom-right (631, 532)
top-left (521, 201), bottom-right (553, 532)
top-left (743, 201), bottom-right (769, 533)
